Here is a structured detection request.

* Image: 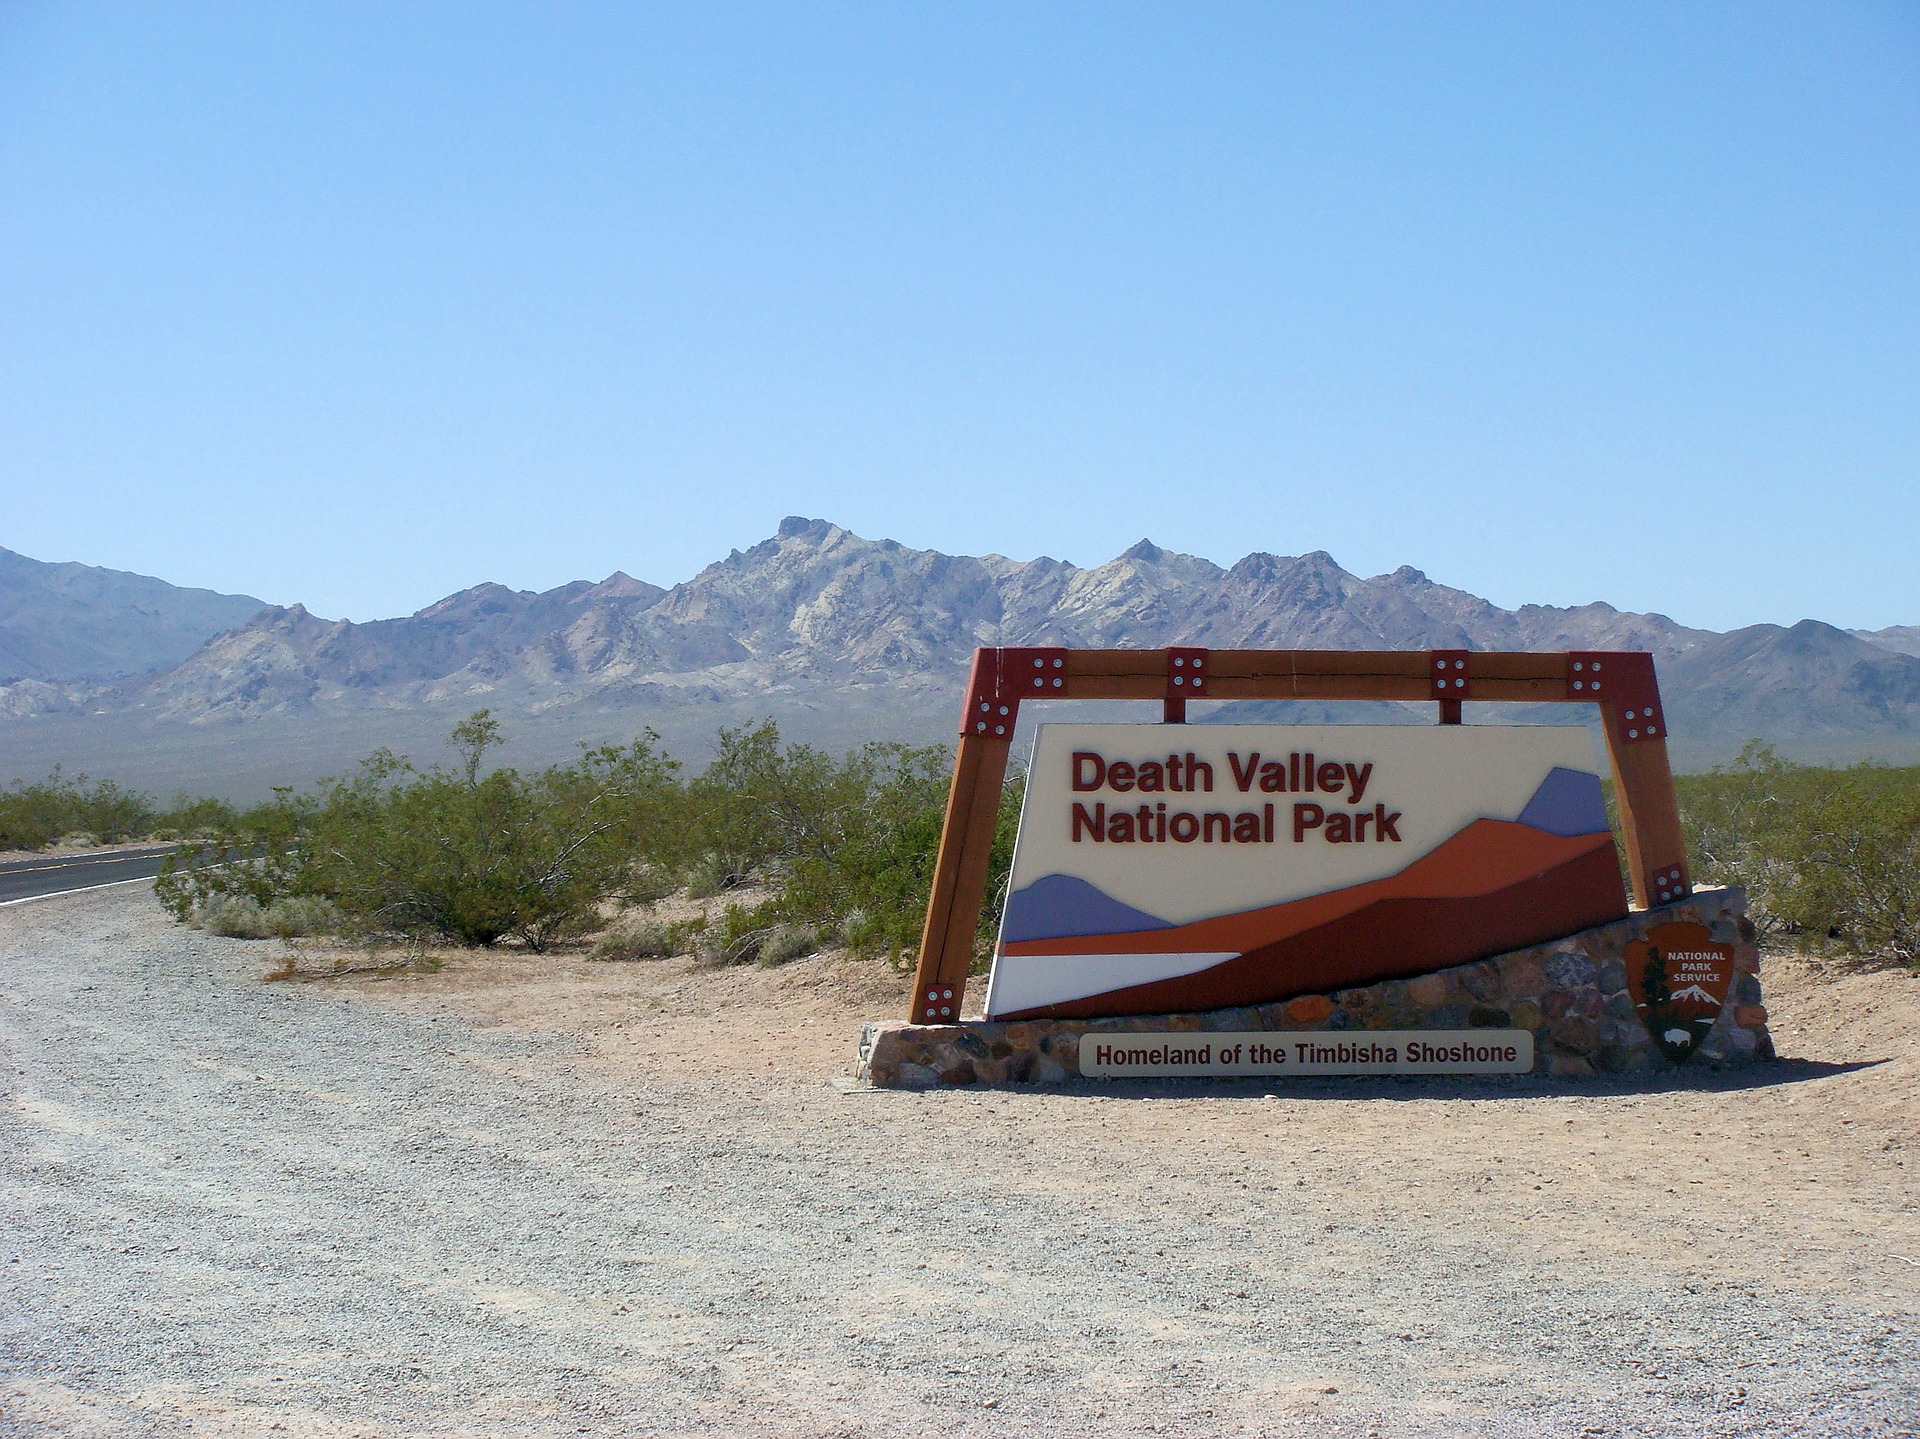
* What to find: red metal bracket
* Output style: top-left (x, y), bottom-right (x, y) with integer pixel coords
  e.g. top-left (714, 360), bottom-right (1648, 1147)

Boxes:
top-left (1648, 859), bottom-right (1691, 906)
top-left (958, 646), bottom-right (1067, 738)
top-left (918, 980), bottom-right (961, 1022)
top-left (1430, 649), bottom-right (1469, 723)
top-left (1167, 647), bottom-right (1208, 699)
top-left (960, 648), bottom-right (1003, 737)
top-left (1569, 651), bottom-right (1667, 744)
top-left (1004, 646), bottom-right (1070, 704)
top-left (1429, 650), bottom-right (1471, 698)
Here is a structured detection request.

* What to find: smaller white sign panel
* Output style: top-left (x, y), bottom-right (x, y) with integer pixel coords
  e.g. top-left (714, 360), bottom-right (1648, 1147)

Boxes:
top-left (1078, 1030), bottom-right (1535, 1077)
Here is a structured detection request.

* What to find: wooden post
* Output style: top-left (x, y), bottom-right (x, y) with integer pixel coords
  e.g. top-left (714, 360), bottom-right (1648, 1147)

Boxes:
top-left (908, 732), bottom-right (1010, 1023)
top-left (1599, 709), bottom-right (1691, 910)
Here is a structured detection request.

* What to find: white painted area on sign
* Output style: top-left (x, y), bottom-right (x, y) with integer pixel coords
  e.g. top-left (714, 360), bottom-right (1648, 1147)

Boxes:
top-left (1078, 1030), bottom-right (1536, 1077)
top-left (982, 951), bottom-right (1238, 1016)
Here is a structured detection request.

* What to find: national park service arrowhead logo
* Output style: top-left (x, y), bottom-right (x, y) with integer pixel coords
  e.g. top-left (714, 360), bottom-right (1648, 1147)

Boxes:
top-left (1625, 921), bottom-right (1736, 1063)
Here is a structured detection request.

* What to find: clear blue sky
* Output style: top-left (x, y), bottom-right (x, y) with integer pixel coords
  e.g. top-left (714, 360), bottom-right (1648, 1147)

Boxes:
top-left (3, 2), bottom-right (1916, 630)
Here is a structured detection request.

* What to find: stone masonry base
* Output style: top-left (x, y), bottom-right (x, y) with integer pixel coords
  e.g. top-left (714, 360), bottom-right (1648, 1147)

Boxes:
top-left (857, 888), bottom-right (1770, 1088)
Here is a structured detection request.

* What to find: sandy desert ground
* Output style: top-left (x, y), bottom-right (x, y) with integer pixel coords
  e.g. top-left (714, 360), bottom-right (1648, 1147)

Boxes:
top-left (3, 885), bottom-right (1916, 1437)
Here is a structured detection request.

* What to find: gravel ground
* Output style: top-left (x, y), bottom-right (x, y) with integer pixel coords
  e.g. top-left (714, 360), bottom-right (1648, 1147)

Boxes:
top-left (3, 886), bottom-right (1917, 1438)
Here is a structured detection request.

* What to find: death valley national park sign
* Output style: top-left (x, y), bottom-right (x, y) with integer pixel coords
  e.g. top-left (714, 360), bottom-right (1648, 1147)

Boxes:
top-left (982, 724), bottom-right (1630, 1020)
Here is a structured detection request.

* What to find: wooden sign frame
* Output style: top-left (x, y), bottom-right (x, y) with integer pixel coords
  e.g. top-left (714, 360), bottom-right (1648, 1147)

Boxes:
top-left (908, 647), bottom-right (1688, 1024)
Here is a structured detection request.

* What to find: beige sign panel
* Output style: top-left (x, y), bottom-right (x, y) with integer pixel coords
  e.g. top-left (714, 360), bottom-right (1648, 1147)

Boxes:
top-left (1079, 1030), bottom-right (1535, 1077)
top-left (982, 723), bottom-right (1627, 1021)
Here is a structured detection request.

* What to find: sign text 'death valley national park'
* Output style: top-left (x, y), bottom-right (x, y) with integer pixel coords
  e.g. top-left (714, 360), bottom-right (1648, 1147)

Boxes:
top-left (981, 724), bottom-right (1628, 1021)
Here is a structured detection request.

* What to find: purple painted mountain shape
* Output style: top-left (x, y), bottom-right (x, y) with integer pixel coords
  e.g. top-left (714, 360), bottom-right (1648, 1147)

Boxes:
top-left (1514, 767), bottom-right (1609, 837)
top-left (1000, 873), bottom-right (1174, 944)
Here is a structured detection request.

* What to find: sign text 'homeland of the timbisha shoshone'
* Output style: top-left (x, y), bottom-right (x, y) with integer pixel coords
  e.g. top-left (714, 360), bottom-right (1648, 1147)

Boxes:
top-left (1079, 1030), bottom-right (1535, 1077)
top-left (981, 724), bottom-right (1628, 1021)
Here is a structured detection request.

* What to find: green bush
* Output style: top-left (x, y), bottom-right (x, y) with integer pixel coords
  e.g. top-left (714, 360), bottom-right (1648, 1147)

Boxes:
top-left (1678, 742), bottom-right (1920, 965)
top-left (0, 769), bottom-right (236, 852)
top-left (0, 768), bottom-right (162, 849)
top-left (147, 712), bottom-right (1025, 971)
top-left (675, 722), bottom-right (1019, 970)
top-left (158, 711), bottom-right (681, 951)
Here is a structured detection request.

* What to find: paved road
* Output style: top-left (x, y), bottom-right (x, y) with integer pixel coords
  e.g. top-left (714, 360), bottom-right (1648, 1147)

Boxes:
top-left (0, 845), bottom-right (175, 904)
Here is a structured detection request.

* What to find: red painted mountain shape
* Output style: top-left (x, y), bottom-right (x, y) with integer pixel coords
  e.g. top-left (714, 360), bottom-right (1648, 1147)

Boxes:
top-left (995, 819), bottom-right (1628, 1020)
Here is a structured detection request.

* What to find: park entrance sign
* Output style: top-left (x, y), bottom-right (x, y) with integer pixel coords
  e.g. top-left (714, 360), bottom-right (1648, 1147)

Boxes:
top-left (869, 646), bottom-right (1772, 1085)
top-left (981, 723), bottom-right (1626, 1020)
top-left (909, 646), bottom-right (1691, 1027)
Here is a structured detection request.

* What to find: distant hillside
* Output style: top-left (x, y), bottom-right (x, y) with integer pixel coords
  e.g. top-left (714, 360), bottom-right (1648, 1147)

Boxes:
top-left (1856, 625), bottom-right (1920, 660)
top-left (0, 547), bottom-right (266, 684)
top-left (0, 518), bottom-right (1914, 796)
top-left (1664, 620), bottom-right (1920, 740)
top-left (101, 517), bottom-right (1724, 723)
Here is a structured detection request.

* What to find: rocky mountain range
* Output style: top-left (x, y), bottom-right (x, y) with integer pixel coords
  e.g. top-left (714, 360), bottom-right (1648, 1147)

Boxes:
top-left (3, 517), bottom-right (1917, 794)
top-left (0, 546), bottom-right (265, 687)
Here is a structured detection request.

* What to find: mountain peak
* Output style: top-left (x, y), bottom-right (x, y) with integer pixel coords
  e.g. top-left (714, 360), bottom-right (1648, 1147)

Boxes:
top-left (1120, 539), bottom-right (1165, 563)
top-left (777, 516), bottom-right (836, 541)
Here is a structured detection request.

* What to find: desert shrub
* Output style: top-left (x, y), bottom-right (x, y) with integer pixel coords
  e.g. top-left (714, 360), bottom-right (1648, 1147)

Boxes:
top-left (197, 894), bottom-right (342, 940)
top-left (0, 769), bottom-right (236, 852)
top-left (682, 852), bottom-right (753, 899)
top-left (622, 864), bottom-right (680, 906)
top-left (683, 904), bottom-right (818, 967)
top-left (158, 711), bottom-right (682, 951)
top-left (678, 722), bottom-right (1019, 969)
top-left (151, 712), bottom-right (1032, 972)
top-left (0, 769), bottom-right (163, 849)
top-left (590, 914), bottom-right (685, 961)
top-left (158, 794), bottom-right (239, 838)
top-left (1678, 743), bottom-right (1920, 965)
top-left (758, 922), bottom-right (818, 966)
top-left (155, 787), bottom-right (311, 920)
top-left (689, 903), bottom-right (767, 966)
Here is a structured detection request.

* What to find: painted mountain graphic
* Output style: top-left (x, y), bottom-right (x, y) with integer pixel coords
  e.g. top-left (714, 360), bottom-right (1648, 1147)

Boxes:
top-left (1668, 983), bottom-right (1719, 1004)
top-left (1514, 767), bottom-right (1609, 837)
top-left (1000, 873), bottom-right (1173, 943)
top-left (997, 767), bottom-right (1605, 947)
top-left (990, 766), bottom-right (1629, 1019)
